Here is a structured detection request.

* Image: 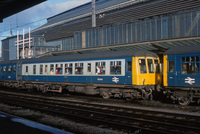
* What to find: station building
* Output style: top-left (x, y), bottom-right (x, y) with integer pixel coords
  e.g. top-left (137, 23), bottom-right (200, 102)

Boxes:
top-left (2, 0), bottom-right (200, 60)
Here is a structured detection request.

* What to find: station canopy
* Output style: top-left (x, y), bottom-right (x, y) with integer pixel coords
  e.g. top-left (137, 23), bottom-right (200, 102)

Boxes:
top-left (40, 36), bottom-right (200, 57)
top-left (0, 0), bottom-right (46, 22)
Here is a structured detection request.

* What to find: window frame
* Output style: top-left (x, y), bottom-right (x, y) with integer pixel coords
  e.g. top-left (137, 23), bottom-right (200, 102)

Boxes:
top-left (181, 56), bottom-right (199, 75)
top-left (147, 59), bottom-right (154, 73)
top-left (110, 61), bottom-right (122, 75)
top-left (75, 63), bottom-right (84, 75)
top-left (139, 59), bottom-right (147, 74)
top-left (95, 61), bottom-right (106, 75)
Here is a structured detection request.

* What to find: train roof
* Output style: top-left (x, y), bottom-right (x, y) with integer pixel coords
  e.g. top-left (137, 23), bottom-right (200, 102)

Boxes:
top-left (164, 45), bottom-right (200, 55)
top-left (0, 49), bottom-right (158, 65)
top-left (22, 49), bottom-right (158, 64)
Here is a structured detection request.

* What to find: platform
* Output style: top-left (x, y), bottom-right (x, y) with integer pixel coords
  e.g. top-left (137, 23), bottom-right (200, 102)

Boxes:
top-left (0, 111), bottom-right (72, 134)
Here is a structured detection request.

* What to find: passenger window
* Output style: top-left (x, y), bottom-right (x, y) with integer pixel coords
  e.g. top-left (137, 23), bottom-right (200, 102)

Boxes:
top-left (33, 65), bottom-right (36, 75)
top-left (3, 66), bottom-right (6, 74)
top-left (8, 65), bottom-right (12, 74)
top-left (75, 63), bottom-right (83, 75)
top-left (168, 61), bottom-right (174, 72)
top-left (127, 62), bottom-right (132, 72)
top-left (147, 59), bottom-right (154, 73)
top-left (154, 59), bottom-right (160, 73)
top-left (196, 56), bottom-right (199, 62)
top-left (139, 59), bottom-right (147, 73)
top-left (96, 62), bottom-right (105, 75)
top-left (13, 65), bottom-right (16, 74)
top-left (181, 56), bottom-right (199, 74)
top-left (181, 63), bottom-right (199, 74)
top-left (0, 67), bottom-right (2, 74)
top-left (110, 61), bottom-right (121, 75)
top-left (50, 64), bottom-right (54, 75)
top-left (65, 63), bottom-right (73, 75)
top-left (87, 63), bottom-right (91, 73)
top-left (56, 64), bottom-right (63, 75)
top-left (26, 66), bottom-right (28, 73)
top-left (40, 65), bottom-right (43, 74)
top-left (45, 65), bottom-right (48, 73)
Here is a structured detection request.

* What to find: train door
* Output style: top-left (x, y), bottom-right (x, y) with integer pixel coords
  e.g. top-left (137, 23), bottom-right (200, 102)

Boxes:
top-left (17, 60), bottom-right (22, 82)
top-left (167, 56), bottom-right (177, 86)
top-left (125, 59), bottom-right (132, 84)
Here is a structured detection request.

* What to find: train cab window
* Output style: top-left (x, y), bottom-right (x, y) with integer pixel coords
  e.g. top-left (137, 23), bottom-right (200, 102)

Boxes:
top-left (147, 59), bottom-right (154, 73)
top-left (154, 59), bottom-right (160, 73)
top-left (139, 59), bottom-right (147, 73)
top-left (95, 62), bottom-right (105, 75)
top-left (3, 66), bottom-right (7, 74)
top-left (110, 61), bottom-right (121, 75)
top-left (168, 61), bottom-right (174, 72)
top-left (127, 62), bottom-right (132, 72)
top-left (8, 65), bottom-right (12, 74)
top-left (13, 65), bottom-right (16, 74)
top-left (56, 64), bottom-right (63, 75)
top-left (40, 65), bottom-right (43, 74)
top-left (50, 64), bottom-right (54, 75)
top-left (75, 63), bottom-right (83, 75)
top-left (87, 63), bottom-right (91, 73)
top-left (65, 63), bottom-right (73, 75)
top-left (33, 65), bottom-right (36, 75)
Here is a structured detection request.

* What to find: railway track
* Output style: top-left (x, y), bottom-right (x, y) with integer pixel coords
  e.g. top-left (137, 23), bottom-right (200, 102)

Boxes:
top-left (0, 90), bottom-right (199, 134)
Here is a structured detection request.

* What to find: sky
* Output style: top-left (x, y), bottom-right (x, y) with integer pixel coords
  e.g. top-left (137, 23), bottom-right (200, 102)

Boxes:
top-left (0, 0), bottom-right (91, 56)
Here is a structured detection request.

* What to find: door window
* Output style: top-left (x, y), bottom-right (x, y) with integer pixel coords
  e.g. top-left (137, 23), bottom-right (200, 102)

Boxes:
top-left (147, 59), bottom-right (154, 73)
top-left (168, 61), bottom-right (174, 72)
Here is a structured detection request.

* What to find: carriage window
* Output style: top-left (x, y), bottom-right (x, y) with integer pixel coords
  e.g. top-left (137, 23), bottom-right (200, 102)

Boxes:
top-left (147, 59), bottom-right (154, 73)
top-left (56, 64), bottom-right (63, 75)
top-left (33, 65), bottom-right (36, 74)
top-left (127, 62), bottom-right (132, 72)
top-left (181, 56), bottom-right (199, 74)
top-left (87, 63), bottom-right (91, 73)
top-left (26, 66), bottom-right (28, 73)
top-left (154, 59), bottom-right (160, 73)
top-left (8, 65), bottom-right (12, 74)
top-left (40, 65), bottom-right (43, 74)
top-left (96, 62), bottom-right (105, 75)
top-left (139, 59), bottom-right (147, 73)
top-left (3, 66), bottom-right (6, 74)
top-left (0, 67), bottom-right (2, 74)
top-left (75, 63), bottom-right (83, 75)
top-left (13, 65), bottom-right (16, 74)
top-left (45, 65), bottom-right (48, 73)
top-left (168, 61), bottom-right (174, 72)
top-left (110, 61), bottom-right (121, 75)
top-left (65, 63), bottom-right (73, 75)
top-left (50, 64), bottom-right (54, 75)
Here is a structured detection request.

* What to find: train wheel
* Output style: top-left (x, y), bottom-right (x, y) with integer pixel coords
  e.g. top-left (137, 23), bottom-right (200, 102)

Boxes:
top-left (178, 97), bottom-right (190, 106)
top-left (41, 87), bottom-right (48, 93)
top-left (101, 91), bottom-right (110, 99)
top-left (126, 97), bottom-right (134, 101)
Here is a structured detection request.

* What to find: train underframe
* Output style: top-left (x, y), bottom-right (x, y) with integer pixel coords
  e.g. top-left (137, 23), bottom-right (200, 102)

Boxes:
top-left (163, 87), bottom-right (200, 106)
top-left (0, 80), bottom-right (156, 101)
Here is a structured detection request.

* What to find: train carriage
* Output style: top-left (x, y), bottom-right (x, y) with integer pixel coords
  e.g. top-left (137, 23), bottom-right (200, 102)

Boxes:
top-left (163, 45), bottom-right (200, 105)
top-left (0, 50), bottom-right (161, 100)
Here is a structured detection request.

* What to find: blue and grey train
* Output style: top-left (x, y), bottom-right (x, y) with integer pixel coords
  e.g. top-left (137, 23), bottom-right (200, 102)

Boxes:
top-left (0, 50), bottom-right (161, 100)
top-left (163, 45), bottom-right (200, 105)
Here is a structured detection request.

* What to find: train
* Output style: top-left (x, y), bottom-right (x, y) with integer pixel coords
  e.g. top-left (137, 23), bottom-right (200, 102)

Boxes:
top-left (0, 45), bottom-right (199, 106)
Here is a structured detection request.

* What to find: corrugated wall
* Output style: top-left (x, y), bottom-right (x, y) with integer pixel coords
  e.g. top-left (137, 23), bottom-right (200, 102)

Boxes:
top-left (62, 9), bottom-right (200, 50)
